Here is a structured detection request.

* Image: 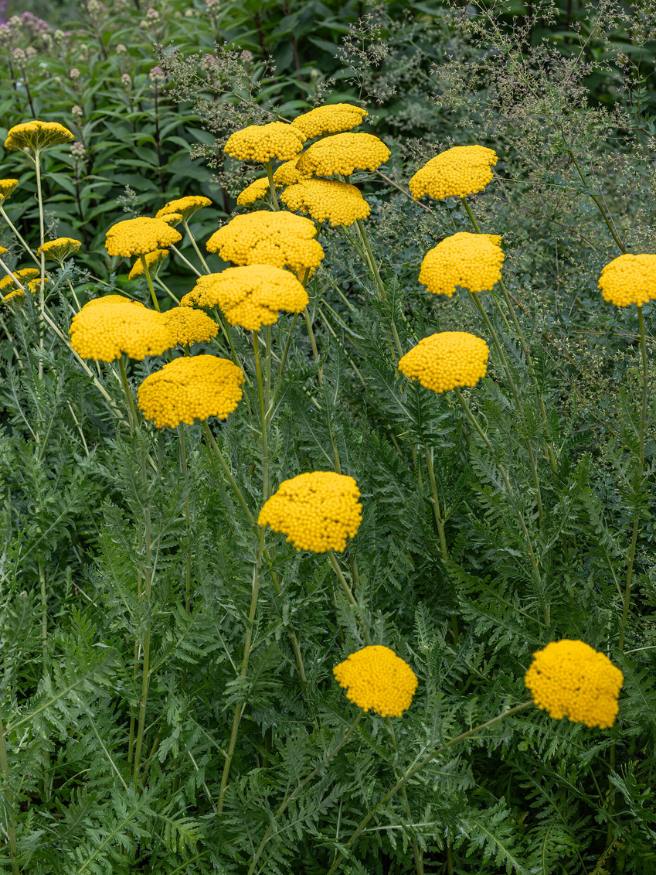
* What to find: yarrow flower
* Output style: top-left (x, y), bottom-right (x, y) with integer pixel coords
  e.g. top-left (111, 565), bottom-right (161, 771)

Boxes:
top-left (69, 295), bottom-right (175, 361)
top-left (291, 102), bottom-right (367, 139)
top-left (181, 265), bottom-right (308, 331)
top-left (155, 195), bottom-right (212, 221)
top-left (236, 177), bottom-right (271, 206)
top-left (333, 645), bottom-right (418, 718)
top-left (398, 332), bottom-right (489, 394)
top-left (4, 120), bottom-right (75, 152)
top-left (159, 212), bottom-right (183, 227)
top-left (598, 254), bottom-right (656, 307)
top-left (0, 267), bottom-right (39, 291)
top-left (105, 217), bottom-right (181, 257)
top-left (273, 159), bottom-right (308, 186)
top-left (258, 471), bottom-right (362, 553)
top-left (163, 307), bottom-right (218, 346)
top-left (297, 132), bottom-right (390, 177)
top-left (419, 232), bottom-right (505, 297)
top-left (281, 179), bottom-right (370, 227)
top-left (0, 179), bottom-right (19, 202)
top-left (409, 145), bottom-right (498, 201)
top-left (525, 640), bottom-right (623, 729)
top-left (224, 121), bottom-right (305, 163)
top-left (137, 354), bottom-right (244, 428)
top-left (38, 237), bottom-right (81, 262)
top-left (128, 248), bottom-right (169, 280)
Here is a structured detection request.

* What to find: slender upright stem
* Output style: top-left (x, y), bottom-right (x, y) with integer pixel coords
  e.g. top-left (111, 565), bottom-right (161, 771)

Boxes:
top-left (178, 427), bottom-right (194, 611)
top-left (566, 149), bottom-right (626, 253)
top-left (0, 205), bottom-right (39, 264)
top-left (425, 447), bottom-right (448, 561)
top-left (303, 307), bottom-right (323, 383)
top-left (141, 257), bottom-right (159, 310)
top-left (0, 726), bottom-right (20, 875)
top-left (0, 257), bottom-right (27, 295)
top-left (252, 331), bottom-right (270, 500)
top-left (34, 150), bottom-right (46, 379)
top-left (132, 508), bottom-right (154, 787)
top-left (202, 422), bottom-right (255, 525)
top-left (183, 219), bottom-right (211, 273)
top-left (170, 243), bottom-right (202, 277)
top-left (118, 356), bottom-right (139, 431)
top-left (353, 218), bottom-right (403, 357)
top-left (328, 552), bottom-right (358, 610)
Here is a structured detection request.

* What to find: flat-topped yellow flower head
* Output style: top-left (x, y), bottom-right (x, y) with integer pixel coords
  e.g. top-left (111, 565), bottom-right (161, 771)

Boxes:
top-left (0, 179), bottom-right (19, 202)
top-left (598, 254), bottom-right (656, 307)
top-left (128, 249), bottom-right (169, 280)
top-left (0, 267), bottom-right (40, 291)
top-left (297, 132), bottom-right (390, 177)
top-left (155, 195), bottom-right (211, 221)
top-left (181, 265), bottom-right (308, 331)
top-left (225, 121), bottom-right (306, 163)
top-left (236, 177), bottom-right (271, 206)
top-left (292, 103), bottom-right (367, 139)
top-left (410, 145), bottom-right (498, 201)
top-left (5, 120), bottom-right (75, 152)
top-left (137, 354), bottom-right (244, 428)
top-left (105, 217), bottom-right (182, 258)
top-left (399, 331), bottom-right (489, 394)
top-left (258, 471), bottom-right (362, 553)
top-left (281, 179), bottom-right (370, 227)
top-left (206, 210), bottom-right (324, 274)
top-left (163, 307), bottom-right (218, 346)
top-left (38, 237), bottom-right (82, 262)
top-left (333, 645), bottom-right (418, 718)
top-left (419, 232), bottom-right (505, 297)
top-left (273, 159), bottom-right (308, 186)
top-left (525, 640), bottom-right (623, 729)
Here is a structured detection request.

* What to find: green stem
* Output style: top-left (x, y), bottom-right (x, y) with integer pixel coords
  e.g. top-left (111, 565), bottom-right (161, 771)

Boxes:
top-left (425, 447), bottom-right (448, 561)
top-left (202, 422), bottom-right (255, 525)
top-left (566, 149), bottom-right (626, 253)
top-left (118, 356), bottom-right (139, 431)
top-left (170, 243), bottom-right (202, 278)
top-left (34, 150), bottom-right (46, 380)
top-left (353, 218), bottom-right (403, 357)
top-left (141, 256), bottom-right (159, 311)
top-left (183, 219), bottom-right (211, 273)
top-left (303, 307), bottom-right (323, 383)
top-left (0, 726), bottom-right (20, 875)
top-left (0, 204), bottom-right (39, 264)
top-left (178, 427), bottom-right (193, 612)
top-left (252, 331), bottom-right (270, 500)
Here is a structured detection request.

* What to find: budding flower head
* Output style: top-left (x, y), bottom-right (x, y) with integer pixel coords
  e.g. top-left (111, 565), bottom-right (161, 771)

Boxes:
top-left (333, 645), bottom-right (418, 718)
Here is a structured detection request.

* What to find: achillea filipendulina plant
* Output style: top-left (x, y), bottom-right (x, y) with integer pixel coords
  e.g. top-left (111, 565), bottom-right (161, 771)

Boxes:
top-left (598, 253), bottom-right (656, 308)
top-left (419, 232), bottom-right (505, 296)
top-left (291, 103), bottom-right (367, 138)
top-left (0, 179), bottom-right (19, 201)
top-left (38, 237), bottom-right (81, 262)
top-left (273, 159), bottom-right (308, 185)
top-left (281, 179), bottom-right (371, 226)
top-left (155, 195), bottom-right (211, 220)
top-left (105, 217), bottom-right (182, 257)
top-left (297, 132), bottom-right (390, 177)
top-left (224, 121), bottom-right (306, 163)
top-left (333, 645), bottom-right (418, 717)
top-left (69, 295), bottom-right (175, 361)
top-left (4, 120), bottom-right (74, 152)
top-left (0, 267), bottom-right (40, 291)
top-left (162, 306), bottom-right (219, 346)
top-left (409, 145), bottom-right (498, 201)
top-left (128, 249), bottom-right (169, 279)
top-left (237, 177), bottom-right (271, 206)
top-left (398, 331), bottom-right (490, 394)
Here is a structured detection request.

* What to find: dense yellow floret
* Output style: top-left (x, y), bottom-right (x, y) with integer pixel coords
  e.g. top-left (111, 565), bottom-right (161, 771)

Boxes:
top-left (224, 121), bottom-right (306, 163)
top-left (258, 471), bottom-right (362, 553)
top-left (38, 237), bottom-right (82, 262)
top-left (181, 265), bottom-right (308, 331)
top-left (297, 132), bottom-right (390, 177)
top-left (409, 145), bottom-right (498, 201)
top-left (155, 195), bottom-right (211, 220)
top-left (4, 120), bottom-right (75, 152)
top-left (525, 640), bottom-right (623, 729)
top-left (236, 177), bottom-right (271, 206)
top-left (281, 179), bottom-right (370, 227)
top-left (128, 249), bottom-right (169, 280)
top-left (333, 645), bottom-right (418, 718)
top-left (419, 232), bottom-right (505, 297)
top-left (598, 254), bottom-right (656, 307)
top-left (0, 246), bottom-right (7, 255)
top-left (206, 210), bottom-right (324, 274)
top-left (137, 354), bottom-right (244, 428)
top-left (0, 179), bottom-right (19, 201)
top-left (291, 103), bottom-right (367, 139)
top-left (160, 212), bottom-right (183, 227)
top-left (163, 307), bottom-right (218, 346)
top-left (0, 267), bottom-right (40, 291)
top-left (398, 331), bottom-right (489, 394)
top-left (105, 217), bottom-right (182, 258)
top-left (273, 159), bottom-right (308, 186)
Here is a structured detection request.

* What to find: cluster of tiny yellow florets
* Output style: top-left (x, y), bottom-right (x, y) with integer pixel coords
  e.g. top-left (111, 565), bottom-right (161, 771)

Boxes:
top-left (128, 249), bottom-right (169, 280)
top-left (137, 354), bottom-right (244, 428)
top-left (0, 267), bottom-right (39, 292)
top-left (69, 295), bottom-right (174, 361)
top-left (0, 179), bottom-right (19, 202)
top-left (38, 237), bottom-right (82, 262)
top-left (291, 103), bottom-right (368, 139)
top-left (525, 640), bottom-right (623, 729)
top-left (258, 471), bottom-right (363, 553)
top-left (281, 179), bottom-right (371, 227)
top-left (237, 178), bottom-right (272, 206)
top-left (105, 217), bottom-right (182, 258)
top-left (399, 331), bottom-right (489, 394)
top-left (181, 265), bottom-right (308, 331)
top-left (333, 645), bottom-right (418, 718)
top-left (419, 232), bottom-right (505, 297)
top-left (273, 159), bottom-right (308, 186)
top-left (4, 120), bottom-right (75, 152)
top-left (156, 195), bottom-right (212, 221)
top-left (598, 253), bottom-right (656, 308)
top-left (225, 121), bottom-right (306, 163)
top-left (163, 306), bottom-right (219, 346)
top-left (297, 133), bottom-right (390, 177)
top-left (410, 145), bottom-right (498, 201)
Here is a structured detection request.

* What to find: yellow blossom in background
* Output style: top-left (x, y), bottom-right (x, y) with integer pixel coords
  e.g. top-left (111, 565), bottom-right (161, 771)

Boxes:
top-left (236, 177), bottom-right (271, 206)
top-left (159, 212), bottom-right (183, 227)
top-left (181, 264), bottom-right (308, 331)
top-left (105, 217), bottom-right (182, 258)
top-left (0, 245), bottom-right (8, 255)
top-left (206, 211), bottom-right (324, 274)
top-left (273, 159), bottom-right (308, 186)
top-left (399, 331), bottom-right (489, 394)
top-left (128, 249), bottom-right (169, 280)
top-left (0, 267), bottom-right (40, 291)
top-left (38, 237), bottom-right (82, 262)
top-left (525, 640), bottom-right (623, 729)
top-left (409, 145), bottom-right (498, 201)
top-left (598, 254), bottom-right (656, 307)
top-left (163, 306), bottom-right (219, 346)
top-left (26, 277), bottom-right (49, 294)
top-left (297, 132), bottom-right (390, 177)
top-left (0, 179), bottom-right (19, 202)
top-left (155, 195), bottom-right (212, 221)
top-left (292, 103), bottom-right (367, 139)
top-left (137, 354), bottom-right (244, 428)
top-left (281, 179), bottom-right (370, 227)
top-left (4, 120), bottom-right (75, 152)
top-left (224, 121), bottom-right (306, 163)
top-left (333, 645), bottom-right (418, 718)
top-left (258, 471), bottom-right (362, 553)
top-left (419, 232), bottom-right (505, 297)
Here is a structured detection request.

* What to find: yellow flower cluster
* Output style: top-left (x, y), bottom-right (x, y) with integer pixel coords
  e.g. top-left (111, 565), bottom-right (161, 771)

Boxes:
top-left (291, 103), bottom-right (367, 139)
top-left (258, 471), bottom-right (363, 553)
top-left (4, 120), bottom-right (75, 152)
top-left (156, 195), bottom-right (211, 220)
top-left (38, 237), bottom-right (82, 262)
top-left (105, 217), bottom-right (182, 257)
top-left (163, 307), bottom-right (218, 346)
top-left (206, 211), bottom-right (324, 274)
top-left (0, 179), bottom-right (19, 201)
top-left (281, 179), bottom-right (370, 227)
top-left (419, 232), bottom-right (505, 297)
top-left (399, 331), bottom-right (489, 394)
top-left (225, 121), bottom-right (306, 163)
top-left (128, 249), bottom-right (169, 280)
top-left (410, 145), bottom-right (498, 201)
top-left (297, 132), bottom-right (390, 177)
top-left (70, 295), bottom-right (173, 361)
top-left (333, 645), bottom-right (418, 718)
top-left (598, 253), bottom-right (656, 308)
top-left (237, 178), bottom-right (271, 206)
top-left (137, 354), bottom-right (244, 428)
top-left (181, 265), bottom-right (308, 331)
top-left (273, 159), bottom-right (307, 185)
top-left (160, 212), bottom-right (183, 227)
top-left (525, 640), bottom-right (623, 729)
top-left (0, 267), bottom-right (39, 291)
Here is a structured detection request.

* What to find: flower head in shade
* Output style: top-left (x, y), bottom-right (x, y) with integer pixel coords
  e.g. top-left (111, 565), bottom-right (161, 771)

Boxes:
top-left (236, 177), bottom-right (271, 207)
top-left (292, 103), bottom-right (367, 139)
top-left (155, 195), bottom-right (211, 221)
top-left (419, 232), bottom-right (505, 297)
top-left (4, 120), bottom-right (75, 152)
top-left (137, 354), bottom-right (244, 428)
top-left (598, 254), bottom-right (656, 307)
top-left (0, 267), bottom-right (40, 291)
top-left (181, 265), bottom-right (308, 331)
top-left (297, 132), bottom-right (390, 177)
top-left (206, 210), bottom-right (324, 274)
top-left (399, 332), bottom-right (489, 394)
top-left (281, 179), bottom-right (370, 227)
top-left (26, 276), bottom-right (49, 294)
top-left (69, 295), bottom-right (175, 361)
top-left (525, 640), bottom-right (623, 729)
top-left (258, 471), bottom-right (362, 553)
top-left (0, 179), bottom-right (19, 202)
top-left (105, 217), bottom-right (182, 258)
top-left (163, 306), bottom-right (218, 346)
top-left (38, 237), bottom-right (81, 263)
top-left (128, 248), bottom-right (169, 280)
top-left (0, 246), bottom-right (7, 256)
top-left (333, 645), bottom-right (418, 718)
top-left (273, 159), bottom-right (308, 186)
top-left (159, 212), bottom-right (183, 227)
top-left (224, 121), bottom-right (305, 163)
top-left (409, 145), bottom-right (498, 201)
